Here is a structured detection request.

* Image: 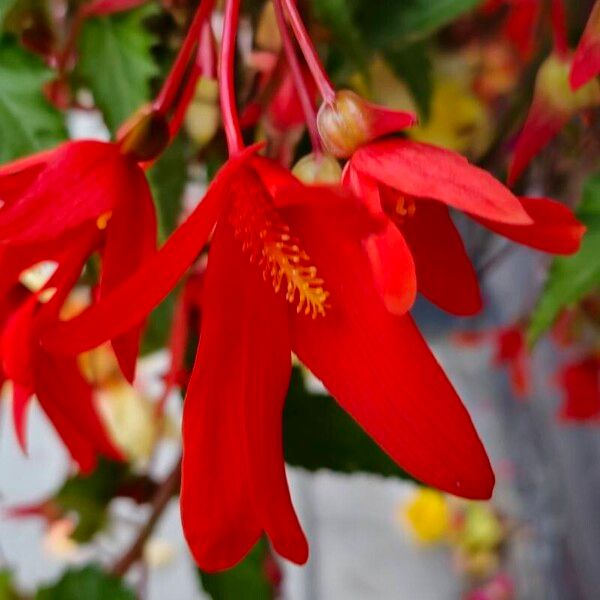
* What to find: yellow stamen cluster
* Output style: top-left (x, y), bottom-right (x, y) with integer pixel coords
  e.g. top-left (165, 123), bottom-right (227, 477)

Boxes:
top-left (394, 196), bottom-right (416, 223)
top-left (230, 194), bottom-right (329, 318)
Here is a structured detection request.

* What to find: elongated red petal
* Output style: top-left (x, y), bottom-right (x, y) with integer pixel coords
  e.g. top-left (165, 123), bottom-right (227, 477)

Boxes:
top-left (0, 141), bottom-right (123, 243)
top-left (100, 166), bottom-right (157, 382)
top-left (42, 149), bottom-right (258, 355)
top-left (12, 383), bottom-right (33, 454)
top-left (472, 196), bottom-right (585, 255)
top-left (35, 352), bottom-right (123, 472)
top-left (284, 201), bottom-right (494, 500)
top-left (0, 148), bottom-right (53, 207)
top-left (365, 222), bottom-right (417, 315)
top-left (399, 200), bottom-right (482, 316)
top-left (182, 215), bottom-right (306, 572)
top-left (508, 97), bottom-right (569, 185)
top-left (570, 1), bottom-right (600, 90)
top-left (352, 139), bottom-right (530, 224)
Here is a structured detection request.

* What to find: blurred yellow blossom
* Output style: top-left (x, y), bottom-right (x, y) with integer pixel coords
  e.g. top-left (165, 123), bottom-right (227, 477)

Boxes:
top-left (403, 488), bottom-right (450, 544)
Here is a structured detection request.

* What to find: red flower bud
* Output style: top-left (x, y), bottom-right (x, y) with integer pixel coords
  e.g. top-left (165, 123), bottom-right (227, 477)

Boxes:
top-left (317, 90), bottom-right (417, 158)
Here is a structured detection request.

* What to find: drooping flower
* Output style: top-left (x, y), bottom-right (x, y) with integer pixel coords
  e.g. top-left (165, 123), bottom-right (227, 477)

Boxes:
top-left (570, 0), bottom-right (600, 90)
top-left (344, 137), bottom-right (585, 316)
top-left (43, 151), bottom-right (494, 570)
top-left (493, 326), bottom-right (530, 398)
top-left (0, 116), bottom-right (162, 468)
top-left (508, 53), bottom-right (600, 184)
top-left (557, 355), bottom-right (600, 423)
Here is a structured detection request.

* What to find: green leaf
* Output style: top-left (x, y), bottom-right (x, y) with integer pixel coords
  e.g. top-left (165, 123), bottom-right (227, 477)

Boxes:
top-left (198, 540), bottom-right (273, 600)
top-left (148, 135), bottom-right (187, 242)
top-left (0, 36), bottom-right (66, 163)
top-left (77, 5), bottom-right (159, 133)
top-left (0, 0), bottom-right (15, 27)
top-left (528, 174), bottom-right (600, 343)
top-left (0, 570), bottom-right (18, 600)
top-left (283, 368), bottom-right (410, 478)
top-left (54, 459), bottom-right (131, 542)
top-left (36, 566), bottom-right (135, 600)
top-left (355, 0), bottom-right (480, 49)
top-left (384, 41), bottom-right (433, 119)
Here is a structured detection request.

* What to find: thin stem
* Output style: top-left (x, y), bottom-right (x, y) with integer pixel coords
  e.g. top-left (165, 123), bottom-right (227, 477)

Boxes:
top-left (273, 0), bottom-right (322, 153)
top-left (111, 460), bottom-right (181, 577)
top-left (220, 0), bottom-right (244, 154)
top-left (154, 0), bottom-right (215, 116)
top-left (280, 0), bottom-right (335, 104)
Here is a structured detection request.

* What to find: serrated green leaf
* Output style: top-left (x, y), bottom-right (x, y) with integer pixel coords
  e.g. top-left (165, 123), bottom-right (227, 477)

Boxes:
top-left (198, 539), bottom-right (272, 600)
top-left (77, 5), bottom-right (159, 133)
top-left (283, 368), bottom-right (411, 478)
top-left (355, 0), bottom-right (480, 49)
top-left (0, 36), bottom-right (66, 162)
top-left (36, 566), bottom-right (135, 600)
top-left (528, 175), bottom-right (600, 344)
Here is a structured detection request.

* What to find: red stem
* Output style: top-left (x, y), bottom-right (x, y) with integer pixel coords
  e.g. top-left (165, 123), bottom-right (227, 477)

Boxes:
top-left (280, 0), bottom-right (335, 104)
top-left (220, 0), bottom-right (244, 155)
top-left (273, 0), bottom-right (322, 153)
top-left (154, 0), bottom-right (215, 116)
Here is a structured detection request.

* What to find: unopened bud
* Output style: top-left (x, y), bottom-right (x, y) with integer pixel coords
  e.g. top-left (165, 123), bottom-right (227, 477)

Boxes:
top-left (117, 104), bottom-right (170, 162)
top-left (292, 153), bottom-right (342, 184)
top-left (317, 90), bottom-right (417, 158)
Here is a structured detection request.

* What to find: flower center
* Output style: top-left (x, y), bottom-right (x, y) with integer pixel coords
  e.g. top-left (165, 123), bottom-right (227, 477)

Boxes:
top-left (230, 191), bottom-right (329, 318)
top-left (393, 196), bottom-right (416, 224)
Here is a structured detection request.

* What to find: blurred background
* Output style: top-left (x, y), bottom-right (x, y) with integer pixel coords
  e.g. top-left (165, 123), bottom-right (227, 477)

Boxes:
top-left (1, 0), bottom-right (599, 598)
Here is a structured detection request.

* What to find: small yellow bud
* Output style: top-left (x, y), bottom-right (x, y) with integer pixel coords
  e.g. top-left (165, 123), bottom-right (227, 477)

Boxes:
top-left (292, 153), bottom-right (342, 184)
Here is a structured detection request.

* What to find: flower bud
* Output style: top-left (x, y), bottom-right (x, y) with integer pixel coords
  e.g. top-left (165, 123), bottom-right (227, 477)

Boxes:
top-left (117, 104), bottom-right (170, 162)
top-left (292, 153), bottom-right (342, 184)
top-left (317, 90), bottom-right (417, 158)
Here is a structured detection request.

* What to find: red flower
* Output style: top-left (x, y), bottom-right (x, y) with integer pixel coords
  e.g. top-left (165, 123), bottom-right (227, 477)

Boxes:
top-left (557, 355), bottom-right (600, 423)
top-left (43, 151), bottom-right (494, 570)
top-left (344, 139), bottom-right (584, 316)
top-left (494, 326), bottom-right (530, 398)
top-left (0, 137), bottom-right (157, 470)
top-left (570, 1), bottom-right (600, 90)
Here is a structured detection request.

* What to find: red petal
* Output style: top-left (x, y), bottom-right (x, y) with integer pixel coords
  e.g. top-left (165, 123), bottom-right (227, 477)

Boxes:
top-left (0, 148), bottom-right (53, 207)
top-left (472, 196), bottom-right (585, 255)
top-left (352, 139), bottom-right (530, 224)
top-left (283, 200), bottom-right (495, 500)
top-left (12, 383), bottom-right (33, 454)
top-left (181, 214), bottom-right (307, 572)
top-left (364, 222), bottom-right (417, 315)
top-left (41, 149), bottom-right (257, 355)
top-left (35, 352), bottom-right (123, 472)
top-left (570, 1), bottom-right (600, 89)
top-left (557, 356), bottom-right (600, 423)
top-left (400, 200), bottom-right (482, 316)
top-left (100, 166), bottom-right (157, 382)
top-left (508, 96), bottom-right (569, 185)
top-left (0, 141), bottom-right (124, 243)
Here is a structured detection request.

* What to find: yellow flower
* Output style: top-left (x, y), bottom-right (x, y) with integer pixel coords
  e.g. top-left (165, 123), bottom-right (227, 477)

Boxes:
top-left (403, 488), bottom-right (450, 544)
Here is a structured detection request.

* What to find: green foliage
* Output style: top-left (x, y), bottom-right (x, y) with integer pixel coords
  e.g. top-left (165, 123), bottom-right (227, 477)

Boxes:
top-left (54, 459), bottom-right (131, 542)
top-left (0, 570), bottom-right (18, 600)
top-left (148, 135), bottom-right (187, 242)
top-left (528, 174), bottom-right (600, 343)
top-left (283, 368), bottom-right (410, 478)
top-left (354, 0), bottom-right (481, 49)
top-left (77, 5), bottom-right (159, 133)
top-left (0, 36), bottom-right (66, 162)
top-left (0, 0), bottom-right (15, 27)
top-left (199, 540), bottom-right (273, 600)
top-left (36, 566), bottom-right (135, 600)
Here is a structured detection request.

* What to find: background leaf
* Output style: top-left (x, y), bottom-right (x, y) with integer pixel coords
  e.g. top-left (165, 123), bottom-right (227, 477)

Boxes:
top-left (354, 0), bottom-right (480, 49)
top-left (77, 5), bottom-right (159, 133)
top-left (36, 566), bottom-right (135, 600)
top-left (198, 540), bottom-right (273, 600)
top-left (283, 368), bottom-right (410, 478)
top-left (528, 174), bottom-right (600, 343)
top-left (0, 36), bottom-right (66, 162)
